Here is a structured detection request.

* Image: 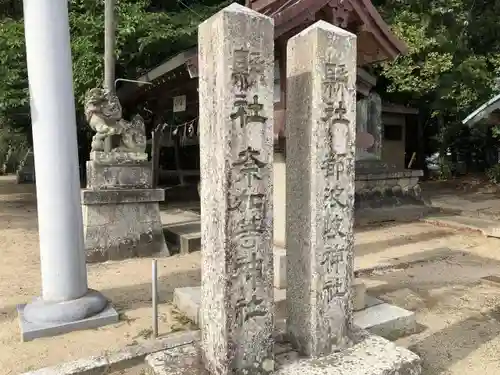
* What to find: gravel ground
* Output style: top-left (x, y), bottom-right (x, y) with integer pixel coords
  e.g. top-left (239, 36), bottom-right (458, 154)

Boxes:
top-left (3, 175), bottom-right (500, 374)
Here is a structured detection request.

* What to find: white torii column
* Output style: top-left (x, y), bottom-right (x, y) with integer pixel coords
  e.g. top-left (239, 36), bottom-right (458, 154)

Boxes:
top-left (18, 0), bottom-right (118, 341)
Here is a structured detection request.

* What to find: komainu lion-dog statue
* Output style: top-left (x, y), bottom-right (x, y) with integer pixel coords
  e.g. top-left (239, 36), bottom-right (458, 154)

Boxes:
top-left (84, 88), bottom-right (147, 153)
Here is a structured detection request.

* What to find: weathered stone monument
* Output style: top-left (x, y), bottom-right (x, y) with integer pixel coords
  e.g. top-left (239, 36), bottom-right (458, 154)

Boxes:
top-left (285, 21), bottom-right (356, 356)
top-left (148, 4), bottom-right (421, 375)
top-left (197, 4), bottom-right (275, 373)
top-left (81, 88), bottom-right (168, 262)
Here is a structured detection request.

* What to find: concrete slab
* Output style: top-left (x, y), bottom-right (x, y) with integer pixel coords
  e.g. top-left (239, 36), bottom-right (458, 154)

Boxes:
top-left (427, 190), bottom-right (500, 222)
top-left (354, 303), bottom-right (417, 341)
top-left (173, 287), bottom-right (417, 341)
top-left (17, 303), bottom-right (119, 342)
top-left (146, 330), bottom-right (421, 375)
top-left (275, 329), bottom-right (421, 375)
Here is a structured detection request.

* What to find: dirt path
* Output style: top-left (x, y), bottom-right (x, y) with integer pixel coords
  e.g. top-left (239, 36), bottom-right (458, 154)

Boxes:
top-left (0, 177), bottom-right (200, 374)
top-left (365, 252), bottom-right (500, 375)
top-left (2, 176), bottom-right (500, 374)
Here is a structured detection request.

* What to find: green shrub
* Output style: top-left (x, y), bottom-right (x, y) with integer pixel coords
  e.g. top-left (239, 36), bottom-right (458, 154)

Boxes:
top-left (438, 157), bottom-right (454, 180)
top-left (0, 127), bottom-right (29, 174)
top-left (486, 164), bottom-right (500, 185)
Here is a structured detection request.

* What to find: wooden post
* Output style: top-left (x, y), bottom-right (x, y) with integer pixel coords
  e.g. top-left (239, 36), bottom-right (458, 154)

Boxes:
top-left (151, 123), bottom-right (166, 189)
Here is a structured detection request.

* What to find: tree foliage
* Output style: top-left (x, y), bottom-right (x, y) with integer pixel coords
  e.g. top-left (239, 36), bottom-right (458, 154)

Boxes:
top-left (3, 0), bottom-right (500, 162)
top-left (0, 0), bottom-right (230, 135)
top-left (374, 0), bottom-right (500, 156)
top-left (376, 0), bottom-right (500, 111)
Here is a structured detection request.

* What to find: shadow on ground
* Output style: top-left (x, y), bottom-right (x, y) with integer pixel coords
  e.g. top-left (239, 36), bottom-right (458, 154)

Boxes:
top-left (0, 176), bottom-right (38, 230)
top-left (0, 267), bottom-right (201, 324)
top-left (412, 308), bottom-right (500, 375)
top-left (355, 229), bottom-right (456, 256)
top-left (363, 249), bottom-right (500, 374)
top-left (103, 268), bottom-right (201, 312)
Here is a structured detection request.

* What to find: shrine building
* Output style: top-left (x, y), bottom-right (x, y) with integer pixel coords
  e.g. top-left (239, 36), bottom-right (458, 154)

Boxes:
top-left (118, 0), bottom-right (428, 241)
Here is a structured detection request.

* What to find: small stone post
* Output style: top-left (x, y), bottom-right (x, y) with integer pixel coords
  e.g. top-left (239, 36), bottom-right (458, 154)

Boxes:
top-left (286, 21), bottom-right (357, 357)
top-left (367, 91), bottom-right (383, 158)
top-left (198, 3), bottom-right (274, 375)
top-left (356, 98), bottom-right (369, 160)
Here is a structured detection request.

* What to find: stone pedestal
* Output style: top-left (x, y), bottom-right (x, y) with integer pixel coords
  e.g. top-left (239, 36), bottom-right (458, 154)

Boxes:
top-left (354, 85), bottom-right (427, 224)
top-left (355, 160), bottom-right (429, 225)
top-left (82, 152), bottom-right (168, 263)
top-left (16, 150), bottom-right (35, 184)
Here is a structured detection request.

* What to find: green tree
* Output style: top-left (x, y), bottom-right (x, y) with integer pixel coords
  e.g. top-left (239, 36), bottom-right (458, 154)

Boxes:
top-left (373, 0), bottom-right (500, 156)
top-left (0, 0), bottom-right (230, 137)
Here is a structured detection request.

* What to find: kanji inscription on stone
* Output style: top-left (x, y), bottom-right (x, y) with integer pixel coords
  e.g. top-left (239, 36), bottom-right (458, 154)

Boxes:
top-left (286, 21), bottom-right (356, 357)
top-left (198, 4), bottom-right (274, 375)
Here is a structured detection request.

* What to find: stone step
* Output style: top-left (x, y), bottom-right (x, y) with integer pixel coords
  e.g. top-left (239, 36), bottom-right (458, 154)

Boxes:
top-left (173, 286), bottom-right (417, 341)
top-left (430, 200), bottom-right (500, 222)
top-left (162, 221), bottom-right (201, 254)
top-left (422, 214), bottom-right (500, 238)
top-left (355, 204), bottom-right (436, 226)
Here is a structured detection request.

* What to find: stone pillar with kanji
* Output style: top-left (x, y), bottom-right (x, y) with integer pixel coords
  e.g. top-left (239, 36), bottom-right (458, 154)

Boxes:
top-left (285, 21), bottom-right (357, 357)
top-left (198, 3), bottom-right (275, 375)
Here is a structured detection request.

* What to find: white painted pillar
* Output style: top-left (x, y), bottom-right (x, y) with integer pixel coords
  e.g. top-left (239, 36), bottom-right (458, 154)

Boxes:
top-left (18, 2), bottom-right (117, 342)
top-left (23, 0), bottom-right (88, 302)
top-left (19, 0), bottom-right (116, 341)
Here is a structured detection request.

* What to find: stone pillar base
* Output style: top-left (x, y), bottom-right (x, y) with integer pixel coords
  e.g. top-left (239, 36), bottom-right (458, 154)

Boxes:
top-left (146, 329), bottom-right (421, 375)
top-left (81, 188), bottom-right (169, 263)
top-left (17, 289), bottom-right (119, 341)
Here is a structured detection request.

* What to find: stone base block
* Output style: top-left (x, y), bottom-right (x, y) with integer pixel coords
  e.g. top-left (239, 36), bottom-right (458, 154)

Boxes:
top-left (82, 189), bottom-right (169, 263)
top-left (163, 222), bottom-right (201, 254)
top-left (145, 330), bottom-right (421, 375)
top-left (354, 168), bottom-right (430, 225)
top-left (275, 330), bottom-right (421, 375)
top-left (86, 161), bottom-right (152, 189)
top-left (16, 150), bottom-right (35, 184)
top-left (16, 169), bottom-right (35, 184)
top-left (90, 151), bottom-right (148, 164)
top-left (352, 279), bottom-right (367, 311)
top-left (354, 301), bottom-right (417, 340)
top-left (173, 286), bottom-right (417, 341)
top-left (17, 303), bottom-right (119, 342)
